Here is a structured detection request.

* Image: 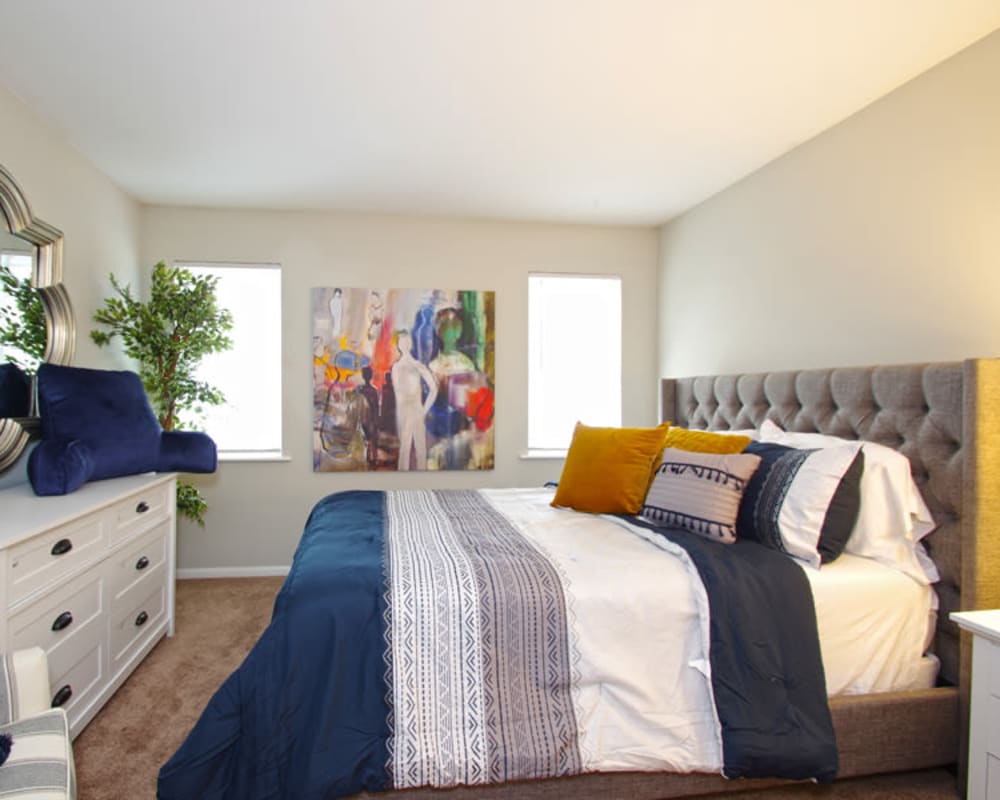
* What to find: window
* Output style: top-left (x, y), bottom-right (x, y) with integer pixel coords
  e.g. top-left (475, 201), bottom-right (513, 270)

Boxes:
top-left (181, 262), bottom-right (283, 458)
top-left (527, 274), bottom-right (622, 452)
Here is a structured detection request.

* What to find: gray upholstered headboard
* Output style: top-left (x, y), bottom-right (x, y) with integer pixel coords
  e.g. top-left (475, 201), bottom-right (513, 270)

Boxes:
top-left (660, 359), bottom-right (1000, 693)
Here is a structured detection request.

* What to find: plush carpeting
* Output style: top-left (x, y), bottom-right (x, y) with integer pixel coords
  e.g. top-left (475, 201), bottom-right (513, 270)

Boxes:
top-left (72, 577), bottom-right (961, 800)
top-left (73, 577), bottom-right (285, 799)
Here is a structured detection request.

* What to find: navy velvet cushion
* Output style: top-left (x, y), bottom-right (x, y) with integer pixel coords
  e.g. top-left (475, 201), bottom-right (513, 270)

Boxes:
top-left (0, 362), bottom-right (31, 417)
top-left (28, 438), bottom-right (93, 495)
top-left (36, 364), bottom-right (162, 481)
top-left (159, 431), bottom-right (218, 473)
top-left (28, 363), bottom-right (217, 496)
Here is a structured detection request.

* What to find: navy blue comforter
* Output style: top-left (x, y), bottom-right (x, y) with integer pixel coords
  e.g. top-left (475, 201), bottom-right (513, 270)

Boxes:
top-left (158, 491), bottom-right (837, 799)
top-left (159, 491), bottom-right (391, 800)
top-left (640, 525), bottom-right (839, 782)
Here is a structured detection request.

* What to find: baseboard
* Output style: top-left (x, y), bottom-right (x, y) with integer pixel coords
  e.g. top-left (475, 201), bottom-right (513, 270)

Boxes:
top-left (176, 566), bottom-right (291, 579)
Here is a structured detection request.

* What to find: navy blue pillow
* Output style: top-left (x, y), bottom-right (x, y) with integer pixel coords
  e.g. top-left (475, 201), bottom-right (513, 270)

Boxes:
top-left (739, 441), bottom-right (864, 564)
top-left (0, 362), bottom-right (31, 417)
top-left (36, 363), bottom-right (162, 482)
top-left (28, 363), bottom-right (217, 496)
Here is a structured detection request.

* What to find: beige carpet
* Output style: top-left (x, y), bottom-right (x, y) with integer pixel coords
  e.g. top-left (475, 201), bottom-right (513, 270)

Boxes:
top-left (74, 577), bottom-right (285, 799)
top-left (72, 577), bottom-right (961, 800)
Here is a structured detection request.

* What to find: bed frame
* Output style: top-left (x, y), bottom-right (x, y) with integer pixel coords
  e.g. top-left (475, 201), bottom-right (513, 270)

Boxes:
top-left (357, 359), bottom-right (1000, 799)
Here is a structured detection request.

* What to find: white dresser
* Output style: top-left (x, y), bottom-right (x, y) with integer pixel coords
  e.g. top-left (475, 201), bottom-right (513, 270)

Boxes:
top-left (0, 472), bottom-right (176, 739)
top-left (952, 609), bottom-right (1000, 800)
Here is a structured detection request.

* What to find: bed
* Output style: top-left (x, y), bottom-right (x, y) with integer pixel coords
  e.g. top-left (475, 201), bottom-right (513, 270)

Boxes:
top-left (158, 359), bottom-right (1000, 799)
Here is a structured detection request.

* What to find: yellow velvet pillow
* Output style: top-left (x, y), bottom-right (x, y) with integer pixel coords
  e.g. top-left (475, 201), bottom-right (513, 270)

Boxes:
top-left (661, 427), bottom-right (751, 454)
top-left (552, 422), bottom-right (670, 514)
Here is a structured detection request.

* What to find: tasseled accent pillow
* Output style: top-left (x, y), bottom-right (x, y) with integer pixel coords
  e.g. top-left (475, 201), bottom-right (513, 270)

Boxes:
top-left (641, 448), bottom-right (762, 543)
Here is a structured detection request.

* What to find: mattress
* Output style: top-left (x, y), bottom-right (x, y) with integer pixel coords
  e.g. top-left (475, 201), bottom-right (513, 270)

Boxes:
top-left (803, 552), bottom-right (939, 696)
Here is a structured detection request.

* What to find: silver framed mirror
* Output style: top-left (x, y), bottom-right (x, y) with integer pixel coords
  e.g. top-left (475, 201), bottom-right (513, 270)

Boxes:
top-left (0, 162), bottom-right (75, 471)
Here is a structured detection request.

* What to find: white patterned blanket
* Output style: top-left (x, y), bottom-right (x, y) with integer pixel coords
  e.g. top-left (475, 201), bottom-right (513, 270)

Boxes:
top-left (385, 487), bottom-right (722, 785)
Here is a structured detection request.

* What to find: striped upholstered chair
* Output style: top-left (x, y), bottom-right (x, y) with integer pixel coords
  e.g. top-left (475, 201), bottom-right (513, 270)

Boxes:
top-left (0, 648), bottom-right (76, 799)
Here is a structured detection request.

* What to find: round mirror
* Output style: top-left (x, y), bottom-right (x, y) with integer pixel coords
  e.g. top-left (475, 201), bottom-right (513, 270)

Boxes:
top-left (0, 163), bottom-right (75, 471)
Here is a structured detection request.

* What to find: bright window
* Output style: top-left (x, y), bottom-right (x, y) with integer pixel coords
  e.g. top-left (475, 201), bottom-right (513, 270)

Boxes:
top-left (527, 273), bottom-right (622, 451)
top-left (182, 263), bottom-right (283, 457)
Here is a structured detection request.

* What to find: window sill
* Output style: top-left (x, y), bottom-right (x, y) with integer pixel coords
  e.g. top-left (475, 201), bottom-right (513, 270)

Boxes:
top-left (217, 451), bottom-right (292, 463)
top-left (520, 449), bottom-right (568, 460)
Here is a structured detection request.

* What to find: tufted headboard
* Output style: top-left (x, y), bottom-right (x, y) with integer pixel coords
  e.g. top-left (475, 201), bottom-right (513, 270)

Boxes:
top-left (661, 359), bottom-right (1000, 693)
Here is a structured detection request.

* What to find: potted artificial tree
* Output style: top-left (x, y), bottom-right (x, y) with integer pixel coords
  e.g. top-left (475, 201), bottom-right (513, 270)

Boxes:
top-left (91, 261), bottom-right (233, 524)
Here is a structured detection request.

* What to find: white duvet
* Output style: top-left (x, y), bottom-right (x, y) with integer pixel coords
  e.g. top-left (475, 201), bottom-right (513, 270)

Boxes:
top-left (482, 487), bottom-right (938, 775)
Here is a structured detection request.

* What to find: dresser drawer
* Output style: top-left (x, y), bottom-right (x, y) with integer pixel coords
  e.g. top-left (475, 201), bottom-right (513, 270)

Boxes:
top-left (0, 473), bottom-right (177, 741)
top-left (48, 637), bottom-right (103, 724)
top-left (108, 522), bottom-right (169, 602)
top-left (7, 515), bottom-right (105, 607)
top-left (108, 481), bottom-right (172, 547)
top-left (8, 570), bottom-right (104, 653)
top-left (111, 570), bottom-right (166, 666)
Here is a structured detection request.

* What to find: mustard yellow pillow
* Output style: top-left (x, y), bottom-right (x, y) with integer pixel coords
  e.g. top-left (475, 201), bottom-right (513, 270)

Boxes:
top-left (552, 422), bottom-right (670, 514)
top-left (661, 427), bottom-right (751, 454)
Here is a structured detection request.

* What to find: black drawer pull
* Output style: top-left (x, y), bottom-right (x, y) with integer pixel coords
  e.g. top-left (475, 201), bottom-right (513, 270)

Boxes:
top-left (135, 611), bottom-right (148, 627)
top-left (51, 611), bottom-right (74, 632)
top-left (135, 556), bottom-right (150, 571)
top-left (51, 685), bottom-right (72, 707)
top-left (50, 538), bottom-right (73, 556)
top-left (135, 501), bottom-right (150, 514)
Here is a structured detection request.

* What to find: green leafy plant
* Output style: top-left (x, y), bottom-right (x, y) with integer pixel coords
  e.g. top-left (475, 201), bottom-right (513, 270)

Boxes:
top-left (91, 261), bottom-right (234, 524)
top-left (0, 263), bottom-right (46, 372)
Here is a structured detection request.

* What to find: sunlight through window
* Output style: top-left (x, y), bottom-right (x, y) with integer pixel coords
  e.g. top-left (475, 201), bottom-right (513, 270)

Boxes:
top-left (183, 263), bottom-right (283, 456)
top-left (528, 274), bottom-right (621, 451)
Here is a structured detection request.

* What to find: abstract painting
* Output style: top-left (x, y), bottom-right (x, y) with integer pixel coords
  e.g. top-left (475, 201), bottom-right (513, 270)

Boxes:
top-left (312, 287), bottom-right (495, 472)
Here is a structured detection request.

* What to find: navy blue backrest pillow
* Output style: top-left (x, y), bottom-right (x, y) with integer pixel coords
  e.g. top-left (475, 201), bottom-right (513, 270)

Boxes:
top-left (36, 363), bottom-right (162, 482)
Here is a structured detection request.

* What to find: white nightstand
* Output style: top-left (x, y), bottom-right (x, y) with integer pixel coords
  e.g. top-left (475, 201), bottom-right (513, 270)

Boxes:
top-left (951, 609), bottom-right (1000, 800)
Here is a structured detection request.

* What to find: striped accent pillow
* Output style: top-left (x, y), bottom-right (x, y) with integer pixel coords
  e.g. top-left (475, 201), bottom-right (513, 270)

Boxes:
top-left (641, 448), bottom-right (762, 543)
top-left (0, 709), bottom-right (75, 799)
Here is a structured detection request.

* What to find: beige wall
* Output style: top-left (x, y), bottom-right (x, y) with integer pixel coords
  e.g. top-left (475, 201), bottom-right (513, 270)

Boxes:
top-left (0, 85), bottom-right (141, 369)
top-left (659, 30), bottom-right (1000, 378)
top-left (141, 207), bottom-right (659, 571)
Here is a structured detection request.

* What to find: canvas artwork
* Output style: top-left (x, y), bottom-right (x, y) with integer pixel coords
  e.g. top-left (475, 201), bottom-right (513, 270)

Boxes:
top-left (312, 287), bottom-right (495, 472)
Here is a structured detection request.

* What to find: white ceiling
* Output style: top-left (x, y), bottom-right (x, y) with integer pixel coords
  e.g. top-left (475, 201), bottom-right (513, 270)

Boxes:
top-left (1, 1), bottom-right (998, 226)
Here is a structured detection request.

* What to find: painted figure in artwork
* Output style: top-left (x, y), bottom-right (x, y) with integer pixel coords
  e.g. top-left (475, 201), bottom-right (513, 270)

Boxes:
top-left (391, 330), bottom-right (438, 470)
top-left (366, 290), bottom-right (384, 346)
top-left (411, 303), bottom-right (438, 364)
top-left (358, 366), bottom-right (380, 467)
top-left (318, 381), bottom-right (366, 469)
top-left (328, 288), bottom-right (344, 336)
top-left (428, 307), bottom-right (480, 432)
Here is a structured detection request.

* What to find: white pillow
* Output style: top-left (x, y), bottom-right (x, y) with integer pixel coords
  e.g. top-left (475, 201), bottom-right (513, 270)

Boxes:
top-left (740, 440), bottom-right (863, 570)
top-left (758, 420), bottom-right (938, 585)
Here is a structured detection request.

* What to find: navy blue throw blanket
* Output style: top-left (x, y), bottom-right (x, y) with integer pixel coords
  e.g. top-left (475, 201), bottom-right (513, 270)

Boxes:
top-left (628, 519), bottom-right (839, 782)
top-left (158, 491), bottom-right (391, 800)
